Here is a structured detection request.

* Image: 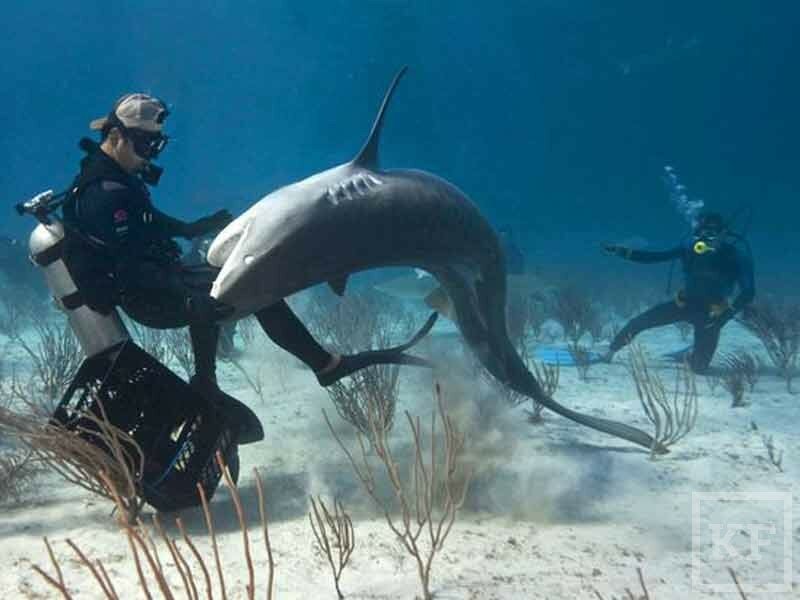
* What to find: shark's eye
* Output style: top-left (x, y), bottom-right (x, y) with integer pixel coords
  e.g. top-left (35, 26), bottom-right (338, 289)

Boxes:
top-left (244, 255), bottom-right (254, 265)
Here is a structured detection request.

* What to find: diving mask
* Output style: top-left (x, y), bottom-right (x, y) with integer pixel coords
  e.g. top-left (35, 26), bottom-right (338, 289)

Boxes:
top-left (691, 213), bottom-right (728, 255)
top-left (125, 127), bottom-right (169, 161)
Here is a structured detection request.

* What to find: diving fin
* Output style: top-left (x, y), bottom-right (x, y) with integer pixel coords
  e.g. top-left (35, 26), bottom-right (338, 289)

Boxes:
top-left (190, 376), bottom-right (264, 444)
top-left (317, 312), bottom-right (438, 386)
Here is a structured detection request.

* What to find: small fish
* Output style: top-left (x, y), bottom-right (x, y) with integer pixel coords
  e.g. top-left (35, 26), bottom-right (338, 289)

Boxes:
top-left (373, 269), bottom-right (439, 301)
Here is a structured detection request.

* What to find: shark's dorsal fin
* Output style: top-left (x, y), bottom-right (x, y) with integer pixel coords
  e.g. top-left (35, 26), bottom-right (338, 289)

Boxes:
top-left (352, 66), bottom-right (408, 169)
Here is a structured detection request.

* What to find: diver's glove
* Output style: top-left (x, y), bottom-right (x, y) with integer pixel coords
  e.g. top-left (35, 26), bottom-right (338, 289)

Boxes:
top-left (602, 243), bottom-right (631, 259)
top-left (185, 294), bottom-right (235, 322)
top-left (186, 209), bottom-right (234, 238)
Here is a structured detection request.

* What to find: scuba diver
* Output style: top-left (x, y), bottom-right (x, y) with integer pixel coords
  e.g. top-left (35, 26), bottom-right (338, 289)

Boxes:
top-left (601, 211), bottom-right (755, 372)
top-left (62, 93), bottom-right (431, 406)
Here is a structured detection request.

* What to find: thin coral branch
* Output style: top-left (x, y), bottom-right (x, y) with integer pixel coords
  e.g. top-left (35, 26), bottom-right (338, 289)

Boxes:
top-left (30, 565), bottom-right (73, 600)
top-left (738, 300), bottom-right (800, 393)
top-left (325, 381), bottom-right (470, 600)
top-left (628, 344), bottom-right (697, 457)
top-left (96, 561), bottom-right (119, 600)
top-left (0, 448), bottom-right (40, 505)
top-left (26, 445), bottom-right (281, 599)
top-left (636, 567), bottom-right (650, 599)
top-left (252, 469), bottom-right (276, 600)
top-left (720, 352), bottom-right (750, 407)
top-left (9, 319), bottom-right (84, 402)
top-left (227, 358), bottom-right (267, 404)
top-left (197, 482), bottom-right (227, 600)
top-left (728, 567), bottom-right (750, 599)
top-left (176, 517), bottom-right (213, 600)
top-left (152, 513), bottom-right (193, 599)
top-left (31, 537), bottom-right (72, 599)
top-left (761, 434), bottom-right (784, 472)
top-left (216, 451), bottom-right (255, 600)
top-left (550, 282), bottom-right (601, 345)
top-left (0, 397), bottom-right (144, 520)
top-left (65, 538), bottom-right (119, 599)
top-left (310, 495), bottom-right (355, 599)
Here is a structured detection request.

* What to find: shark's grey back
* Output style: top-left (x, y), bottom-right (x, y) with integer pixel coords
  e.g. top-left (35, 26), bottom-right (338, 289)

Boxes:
top-left (323, 167), bottom-right (501, 273)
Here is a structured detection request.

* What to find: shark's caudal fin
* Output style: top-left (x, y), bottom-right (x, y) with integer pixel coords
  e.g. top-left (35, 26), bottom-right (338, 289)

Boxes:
top-left (352, 66), bottom-right (408, 169)
top-left (519, 366), bottom-right (667, 453)
top-left (537, 393), bottom-right (668, 454)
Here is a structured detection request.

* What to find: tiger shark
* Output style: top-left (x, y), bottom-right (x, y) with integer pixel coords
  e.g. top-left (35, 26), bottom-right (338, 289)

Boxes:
top-left (207, 67), bottom-right (664, 453)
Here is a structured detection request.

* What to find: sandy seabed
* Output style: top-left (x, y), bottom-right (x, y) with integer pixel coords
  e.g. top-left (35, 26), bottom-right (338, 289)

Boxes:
top-left (1, 316), bottom-right (797, 599)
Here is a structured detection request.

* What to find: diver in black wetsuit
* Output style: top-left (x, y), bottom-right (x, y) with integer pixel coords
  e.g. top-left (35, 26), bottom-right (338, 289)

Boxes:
top-left (63, 93), bottom-right (433, 399)
top-left (601, 212), bottom-right (755, 372)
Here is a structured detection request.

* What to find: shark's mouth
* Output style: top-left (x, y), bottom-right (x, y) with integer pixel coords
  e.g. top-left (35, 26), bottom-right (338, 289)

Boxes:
top-left (209, 218), bottom-right (253, 302)
top-left (208, 216), bottom-right (254, 268)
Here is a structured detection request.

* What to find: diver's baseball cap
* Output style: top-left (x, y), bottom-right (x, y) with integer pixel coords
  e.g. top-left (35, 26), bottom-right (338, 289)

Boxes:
top-left (89, 93), bottom-right (169, 133)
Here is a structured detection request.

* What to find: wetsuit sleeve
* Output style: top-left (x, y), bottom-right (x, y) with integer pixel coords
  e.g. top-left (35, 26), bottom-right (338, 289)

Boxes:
top-left (73, 182), bottom-right (190, 249)
top-left (75, 181), bottom-right (227, 251)
top-left (151, 207), bottom-right (231, 239)
top-left (624, 247), bottom-right (683, 263)
top-left (731, 248), bottom-right (755, 312)
top-left (150, 207), bottom-right (195, 239)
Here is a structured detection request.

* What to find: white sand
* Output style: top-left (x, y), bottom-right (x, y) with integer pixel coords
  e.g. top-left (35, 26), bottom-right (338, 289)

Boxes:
top-left (1, 317), bottom-right (798, 599)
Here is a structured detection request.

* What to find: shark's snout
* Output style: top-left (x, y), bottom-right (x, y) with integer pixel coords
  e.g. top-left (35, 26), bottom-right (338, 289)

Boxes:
top-left (209, 218), bottom-right (255, 308)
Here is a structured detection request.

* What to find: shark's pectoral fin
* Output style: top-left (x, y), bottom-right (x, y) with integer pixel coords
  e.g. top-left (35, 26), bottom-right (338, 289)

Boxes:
top-left (328, 276), bottom-right (349, 297)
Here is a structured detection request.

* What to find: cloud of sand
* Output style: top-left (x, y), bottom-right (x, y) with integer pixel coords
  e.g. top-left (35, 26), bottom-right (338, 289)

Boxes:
top-left (297, 348), bottom-right (627, 526)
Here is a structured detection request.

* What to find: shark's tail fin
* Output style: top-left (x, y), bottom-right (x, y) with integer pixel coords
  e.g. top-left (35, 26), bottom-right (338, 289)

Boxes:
top-left (536, 392), bottom-right (668, 454)
top-left (352, 66), bottom-right (408, 170)
top-left (509, 355), bottom-right (667, 453)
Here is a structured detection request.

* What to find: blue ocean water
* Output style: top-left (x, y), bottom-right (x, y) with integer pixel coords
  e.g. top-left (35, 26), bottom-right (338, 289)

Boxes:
top-left (2, 0), bottom-right (797, 288)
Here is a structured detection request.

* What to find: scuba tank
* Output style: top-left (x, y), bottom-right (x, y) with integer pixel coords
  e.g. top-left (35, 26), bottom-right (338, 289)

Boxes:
top-left (24, 191), bottom-right (130, 357)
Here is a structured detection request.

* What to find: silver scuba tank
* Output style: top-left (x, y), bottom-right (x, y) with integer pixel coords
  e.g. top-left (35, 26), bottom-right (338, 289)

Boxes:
top-left (28, 217), bottom-right (130, 358)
